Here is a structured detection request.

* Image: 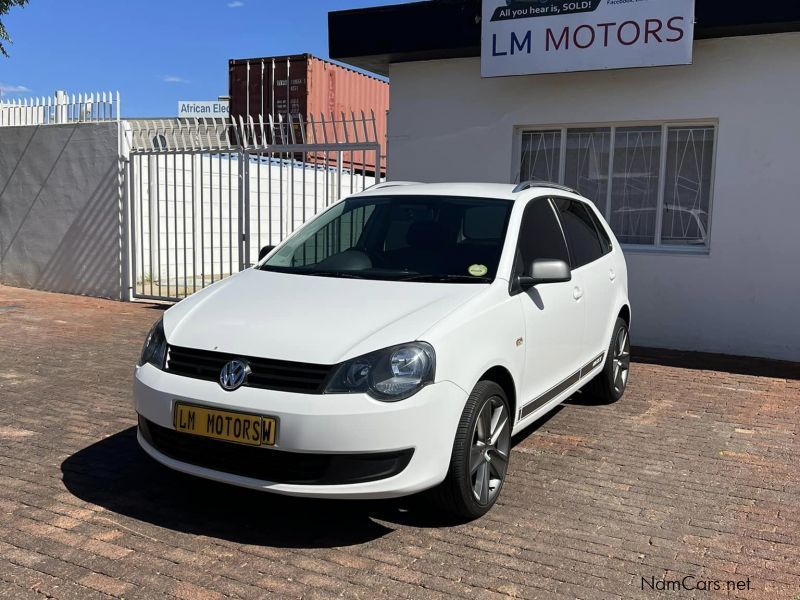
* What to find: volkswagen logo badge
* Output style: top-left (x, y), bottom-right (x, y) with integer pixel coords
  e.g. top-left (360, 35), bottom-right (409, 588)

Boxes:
top-left (219, 359), bottom-right (250, 391)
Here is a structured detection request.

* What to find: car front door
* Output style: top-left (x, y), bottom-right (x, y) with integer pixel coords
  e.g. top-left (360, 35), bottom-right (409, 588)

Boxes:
top-left (513, 198), bottom-right (585, 422)
top-left (552, 198), bottom-right (615, 367)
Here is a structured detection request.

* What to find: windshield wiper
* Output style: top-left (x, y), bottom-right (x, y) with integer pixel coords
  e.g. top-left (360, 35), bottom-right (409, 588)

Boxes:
top-left (305, 271), bottom-right (369, 279)
top-left (398, 274), bottom-right (492, 283)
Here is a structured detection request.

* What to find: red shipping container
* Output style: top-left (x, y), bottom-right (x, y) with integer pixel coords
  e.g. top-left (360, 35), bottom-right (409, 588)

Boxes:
top-left (229, 54), bottom-right (388, 174)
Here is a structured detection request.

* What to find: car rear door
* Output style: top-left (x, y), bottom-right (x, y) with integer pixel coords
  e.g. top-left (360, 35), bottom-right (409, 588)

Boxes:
top-left (552, 198), bottom-right (615, 370)
top-left (513, 198), bottom-right (585, 422)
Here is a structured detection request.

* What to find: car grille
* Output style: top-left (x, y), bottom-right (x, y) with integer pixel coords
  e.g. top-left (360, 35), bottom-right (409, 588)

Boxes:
top-left (165, 345), bottom-right (333, 394)
top-left (138, 416), bottom-right (414, 485)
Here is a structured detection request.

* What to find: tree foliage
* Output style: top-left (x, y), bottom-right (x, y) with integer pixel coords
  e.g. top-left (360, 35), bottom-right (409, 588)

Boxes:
top-left (0, 0), bottom-right (29, 57)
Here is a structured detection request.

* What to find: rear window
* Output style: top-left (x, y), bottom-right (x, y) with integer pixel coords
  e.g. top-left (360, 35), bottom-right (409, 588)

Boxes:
top-left (553, 198), bottom-right (607, 268)
top-left (585, 205), bottom-right (613, 253)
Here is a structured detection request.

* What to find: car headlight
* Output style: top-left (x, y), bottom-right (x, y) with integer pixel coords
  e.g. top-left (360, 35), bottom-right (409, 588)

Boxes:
top-left (138, 317), bottom-right (167, 369)
top-left (325, 342), bottom-right (435, 401)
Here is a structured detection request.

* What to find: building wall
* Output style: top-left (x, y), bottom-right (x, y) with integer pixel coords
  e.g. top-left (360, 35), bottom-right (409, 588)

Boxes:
top-left (0, 122), bottom-right (123, 299)
top-left (388, 33), bottom-right (800, 361)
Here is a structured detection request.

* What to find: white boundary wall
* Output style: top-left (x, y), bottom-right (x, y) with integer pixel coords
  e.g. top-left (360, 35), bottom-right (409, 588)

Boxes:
top-left (0, 122), bottom-right (124, 299)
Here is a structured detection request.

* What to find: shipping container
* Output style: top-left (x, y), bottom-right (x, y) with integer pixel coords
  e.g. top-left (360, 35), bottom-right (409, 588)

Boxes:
top-left (229, 54), bottom-right (388, 174)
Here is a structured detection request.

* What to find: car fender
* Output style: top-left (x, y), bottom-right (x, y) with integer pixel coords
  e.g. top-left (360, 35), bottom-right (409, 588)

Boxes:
top-left (422, 283), bottom-right (526, 419)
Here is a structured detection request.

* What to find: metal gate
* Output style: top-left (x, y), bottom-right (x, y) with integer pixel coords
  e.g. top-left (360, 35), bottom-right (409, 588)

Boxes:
top-left (125, 113), bottom-right (382, 301)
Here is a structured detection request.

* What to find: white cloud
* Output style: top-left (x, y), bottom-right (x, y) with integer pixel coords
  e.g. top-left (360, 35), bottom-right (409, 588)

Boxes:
top-left (162, 75), bottom-right (190, 84)
top-left (227, 1), bottom-right (244, 7)
top-left (0, 83), bottom-right (32, 95)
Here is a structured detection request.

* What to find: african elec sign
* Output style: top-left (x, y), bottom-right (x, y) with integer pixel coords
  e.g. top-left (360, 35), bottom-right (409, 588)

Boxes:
top-left (481, 0), bottom-right (694, 77)
top-left (177, 101), bottom-right (230, 119)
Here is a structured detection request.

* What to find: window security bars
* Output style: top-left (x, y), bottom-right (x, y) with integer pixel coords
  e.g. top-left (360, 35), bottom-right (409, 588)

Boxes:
top-left (519, 123), bottom-right (716, 252)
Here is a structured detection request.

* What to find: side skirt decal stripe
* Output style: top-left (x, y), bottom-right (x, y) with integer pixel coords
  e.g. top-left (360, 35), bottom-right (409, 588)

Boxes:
top-left (519, 352), bottom-right (605, 420)
top-left (580, 352), bottom-right (605, 379)
top-left (519, 371), bottom-right (579, 420)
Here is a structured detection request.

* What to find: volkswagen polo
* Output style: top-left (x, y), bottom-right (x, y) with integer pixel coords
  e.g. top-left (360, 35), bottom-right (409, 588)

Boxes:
top-left (134, 181), bottom-right (630, 518)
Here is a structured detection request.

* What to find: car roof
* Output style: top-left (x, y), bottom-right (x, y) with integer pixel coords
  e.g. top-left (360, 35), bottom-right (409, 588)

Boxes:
top-left (353, 182), bottom-right (583, 202)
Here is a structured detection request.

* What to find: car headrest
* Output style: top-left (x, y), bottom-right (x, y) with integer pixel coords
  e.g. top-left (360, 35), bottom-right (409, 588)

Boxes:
top-left (406, 220), bottom-right (446, 250)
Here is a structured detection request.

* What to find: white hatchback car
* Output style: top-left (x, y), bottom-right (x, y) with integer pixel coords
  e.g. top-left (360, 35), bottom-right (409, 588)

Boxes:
top-left (134, 182), bottom-right (631, 518)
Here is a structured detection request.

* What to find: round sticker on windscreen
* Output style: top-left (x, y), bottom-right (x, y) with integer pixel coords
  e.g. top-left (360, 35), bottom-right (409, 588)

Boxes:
top-left (468, 264), bottom-right (488, 277)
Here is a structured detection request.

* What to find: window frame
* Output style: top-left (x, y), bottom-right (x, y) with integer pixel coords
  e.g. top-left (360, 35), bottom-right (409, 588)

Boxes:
top-left (513, 119), bottom-right (718, 255)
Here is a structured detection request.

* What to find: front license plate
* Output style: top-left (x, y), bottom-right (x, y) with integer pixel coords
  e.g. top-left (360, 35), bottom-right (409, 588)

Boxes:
top-left (173, 403), bottom-right (277, 446)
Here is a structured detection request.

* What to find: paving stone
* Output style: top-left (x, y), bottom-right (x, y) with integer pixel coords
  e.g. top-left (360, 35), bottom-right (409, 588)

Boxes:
top-left (1, 284), bottom-right (798, 599)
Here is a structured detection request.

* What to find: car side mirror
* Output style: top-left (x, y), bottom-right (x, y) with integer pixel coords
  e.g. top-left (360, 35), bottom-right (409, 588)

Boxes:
top-left (518, 259), bottom-right (571, 290)
top-left (258, 245), bottom-right (276, 261)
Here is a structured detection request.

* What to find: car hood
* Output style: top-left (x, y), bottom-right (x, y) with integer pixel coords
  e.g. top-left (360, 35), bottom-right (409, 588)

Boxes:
top-left (163, 269), bottom-right (486, 364)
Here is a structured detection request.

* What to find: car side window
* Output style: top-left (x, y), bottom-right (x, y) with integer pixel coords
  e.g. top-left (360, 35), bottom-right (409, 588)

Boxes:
top-left (552, 198), bottom-right (606, 268)
top-left (514, 198), bottom-right (570, 277)
top-left (585, 205), bottom-right (613, 253)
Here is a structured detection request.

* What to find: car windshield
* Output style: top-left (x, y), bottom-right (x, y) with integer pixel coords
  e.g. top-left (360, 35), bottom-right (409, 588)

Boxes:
top-left (259, 195), bottom-right (513, 283)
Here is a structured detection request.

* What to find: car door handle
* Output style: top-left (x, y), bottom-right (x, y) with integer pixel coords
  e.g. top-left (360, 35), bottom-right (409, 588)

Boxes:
top-left (609, 269), bottom-right (616, 281)
top-left (573, 286), bottom-right (584, 301)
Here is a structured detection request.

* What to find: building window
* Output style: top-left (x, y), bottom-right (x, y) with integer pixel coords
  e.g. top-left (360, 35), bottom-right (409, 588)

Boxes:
top-left (517, 122), bottom-right (716, 252)
top-left (565, 127), bottom-right (611, 216)
top-left (662, 126), bottom-right (715, 247)
top-left (520, 130), bottom-right (561, 183)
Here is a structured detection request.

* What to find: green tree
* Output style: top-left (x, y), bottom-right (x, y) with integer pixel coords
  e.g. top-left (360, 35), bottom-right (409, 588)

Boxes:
top-left (0, 0), bottom-right (28, 57)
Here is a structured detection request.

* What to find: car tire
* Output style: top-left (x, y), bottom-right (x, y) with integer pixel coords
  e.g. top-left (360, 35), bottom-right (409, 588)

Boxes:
top-left (432, 381), bottom-right (511, 520)
top-left (587, 317), bottom-right (631, 403)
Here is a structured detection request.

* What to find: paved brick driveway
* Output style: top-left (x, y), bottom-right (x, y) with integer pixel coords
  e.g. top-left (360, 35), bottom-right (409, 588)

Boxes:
top-left (1, 285), bottom-right (798, 600)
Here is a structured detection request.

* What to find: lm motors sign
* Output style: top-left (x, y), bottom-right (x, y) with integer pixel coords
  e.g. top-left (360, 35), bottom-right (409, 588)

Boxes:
top-left (482, 0), bottom-right (695, 77)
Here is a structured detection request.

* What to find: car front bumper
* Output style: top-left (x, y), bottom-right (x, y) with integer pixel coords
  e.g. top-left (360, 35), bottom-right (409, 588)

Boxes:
top-left (133, 364), bottom-right (467, 499)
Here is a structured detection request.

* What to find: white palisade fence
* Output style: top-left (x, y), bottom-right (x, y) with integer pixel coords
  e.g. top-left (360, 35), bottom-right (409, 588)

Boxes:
top-left (129, 153), bottom-right (376, 300)
top-left (126, 113), bottom-right (383, 301)
top-left (0, 91), bottom-right (120, 126)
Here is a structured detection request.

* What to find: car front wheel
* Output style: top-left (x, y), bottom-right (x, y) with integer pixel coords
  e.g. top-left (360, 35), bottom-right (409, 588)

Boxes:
top-left (433, 381), bottom-right (511, 520)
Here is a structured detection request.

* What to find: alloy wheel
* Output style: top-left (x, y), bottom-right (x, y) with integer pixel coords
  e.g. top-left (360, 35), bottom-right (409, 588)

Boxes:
top-left (470, 396), bottom-right (511, 505)
top-left (612, 326), bottom-right (631, 395)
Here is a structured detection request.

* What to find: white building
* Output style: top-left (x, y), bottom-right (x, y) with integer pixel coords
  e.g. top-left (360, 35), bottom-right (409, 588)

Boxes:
top-left (329, 0), bottom-right (800, 362)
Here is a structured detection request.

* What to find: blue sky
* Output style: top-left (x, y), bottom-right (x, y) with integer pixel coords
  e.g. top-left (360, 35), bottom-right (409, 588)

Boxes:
top-left (1, 0), bottom-right (406, 116)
